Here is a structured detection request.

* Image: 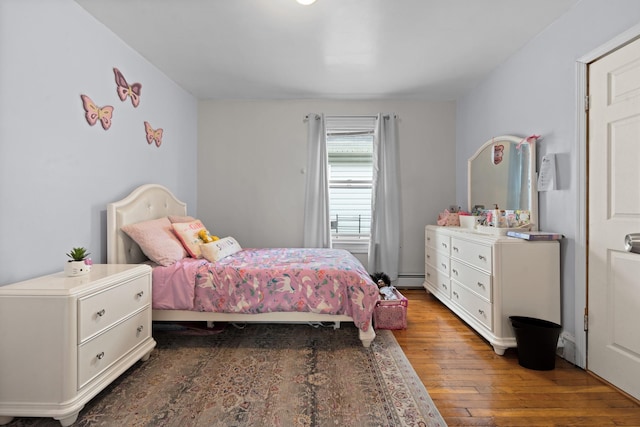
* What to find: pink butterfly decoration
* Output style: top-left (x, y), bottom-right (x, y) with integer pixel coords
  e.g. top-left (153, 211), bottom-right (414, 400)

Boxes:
top-left (144, 121), bottom-right (163, 147)
top-left (80, 94), bottom-right (113, 130)
top-left (114, 67), bottom-right (142, 108)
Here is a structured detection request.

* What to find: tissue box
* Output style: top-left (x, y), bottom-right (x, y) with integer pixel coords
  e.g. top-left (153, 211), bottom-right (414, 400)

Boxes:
top-left (373, 289), bottom-right (408, 330)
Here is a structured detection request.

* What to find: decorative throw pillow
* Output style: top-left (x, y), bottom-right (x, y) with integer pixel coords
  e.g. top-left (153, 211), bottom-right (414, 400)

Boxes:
top-left (201, 237), bottom-right (242, 262)
top-left (168, 215), bottom-right (196, 223)
top-left (121, 217), bottom-right (187, 266)
top-left (171, 220), bottom-right (208, 258)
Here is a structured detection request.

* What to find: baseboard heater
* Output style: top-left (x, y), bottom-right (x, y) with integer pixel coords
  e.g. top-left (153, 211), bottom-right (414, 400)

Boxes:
top-left (395, 274), bottom-right (425, 288)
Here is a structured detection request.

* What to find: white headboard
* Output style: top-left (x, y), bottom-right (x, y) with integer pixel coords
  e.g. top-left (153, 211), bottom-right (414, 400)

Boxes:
top-left (107, 184), bottom-right (187, 264)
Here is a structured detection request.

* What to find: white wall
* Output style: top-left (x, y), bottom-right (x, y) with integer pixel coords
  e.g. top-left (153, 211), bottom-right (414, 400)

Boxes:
top-left (0, 0), bottom-right (198, 285)
top-left (456, 0), bottom-right (640, 365)
top-left (198, 99), bottom-right (455, 279)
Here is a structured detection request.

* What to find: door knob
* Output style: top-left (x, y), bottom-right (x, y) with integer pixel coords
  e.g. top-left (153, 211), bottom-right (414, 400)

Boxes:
top-left (624, 233), bottom-right (640, 254)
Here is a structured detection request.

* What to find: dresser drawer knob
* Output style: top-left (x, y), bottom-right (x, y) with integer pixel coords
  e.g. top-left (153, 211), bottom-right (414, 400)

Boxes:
top-left (441, 263), bottom-right (447, 269)
top-left (442, 283), bottom-right (448, 290)
top-left (453, 246), bottom-right (459, 252)
top-left (441, 242), bottom-right (448, 249)
top-left (97, 309), bottom-right (106, 317)
top-left (478, 309), bottom-right (485, 316)
top-left (452, 268), bottom-right (458, 276)
top-left (136, 291), bottom-right (144, 298)
top-left (478, 255), bottom-right (486, 261)
top-left (453, 291), bottom-right (459, 298)
top-left (96, 351), bottom-right (105, 360)
top-left (477, 282), bottom-right (485, 289)
top-left (137, 325), bottom-right (144, 334)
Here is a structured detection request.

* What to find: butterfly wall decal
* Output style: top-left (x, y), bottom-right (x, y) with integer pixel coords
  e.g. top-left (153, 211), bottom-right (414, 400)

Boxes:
top-left (80, 94), bottom-right (113, 130)
top-left (144, 121), bottom-right (163, 147)
top-left (114, 67), bottom-right (142, 108)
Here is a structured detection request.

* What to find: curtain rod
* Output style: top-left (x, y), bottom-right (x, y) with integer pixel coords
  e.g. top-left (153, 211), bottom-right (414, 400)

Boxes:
top-left (303, 114), bottom-right (396, 122)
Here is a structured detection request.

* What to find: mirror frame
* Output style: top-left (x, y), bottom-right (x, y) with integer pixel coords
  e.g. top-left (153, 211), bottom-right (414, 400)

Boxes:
top-left (467, 135), bottom-right (538, 229)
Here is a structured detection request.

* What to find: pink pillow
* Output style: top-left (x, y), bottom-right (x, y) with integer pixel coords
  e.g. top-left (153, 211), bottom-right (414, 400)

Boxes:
top-left (171, 220), bottom-right (208, 258)
top-left (168, 215), bottom-right (196, 223)
top-left (121, 217), bottom-right (187, 266)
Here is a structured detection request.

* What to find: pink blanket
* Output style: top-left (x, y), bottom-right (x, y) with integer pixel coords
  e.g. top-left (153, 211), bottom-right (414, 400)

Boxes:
top-left (152, 248), bottom-right (379, 331)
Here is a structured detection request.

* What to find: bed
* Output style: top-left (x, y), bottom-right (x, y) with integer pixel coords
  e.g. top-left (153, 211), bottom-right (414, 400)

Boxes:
top-left (106, 184), bottom-right (378, 347)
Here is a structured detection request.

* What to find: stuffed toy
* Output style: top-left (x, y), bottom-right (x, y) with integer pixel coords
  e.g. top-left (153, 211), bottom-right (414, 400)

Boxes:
top-left (198, 229), bottom-right (219, 243)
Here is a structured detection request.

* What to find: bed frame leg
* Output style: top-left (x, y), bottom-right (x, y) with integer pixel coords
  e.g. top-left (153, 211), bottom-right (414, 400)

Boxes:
top-left (206, 321), bottom-right (215, 328)
top-left (359, 326), bottom-right (376, 348)
top-left (333, 321), bottom-right (340, 329)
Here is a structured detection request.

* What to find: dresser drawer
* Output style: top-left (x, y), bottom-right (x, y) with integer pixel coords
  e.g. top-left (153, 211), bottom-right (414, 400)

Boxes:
top-left (78, 307), bottom-right (151, 389)
top-left (78, 275), bottom-right (150, 342)
top-left (426, 267), bottom-right (451, 298)
top-left (450, 259), bottom-right (492, 302)
top-left (451, 237), bottom-right (492, 273)
top-left (451, 282), bottom-right (492, 330)
top-left (426, 246), bottom-right (450, 275)
top-left (426, 229), bottom-right (450, 254)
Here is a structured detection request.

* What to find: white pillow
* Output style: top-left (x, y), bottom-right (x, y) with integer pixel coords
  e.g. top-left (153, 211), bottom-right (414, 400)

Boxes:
top-left (201, 237), bottom-right (242, 262)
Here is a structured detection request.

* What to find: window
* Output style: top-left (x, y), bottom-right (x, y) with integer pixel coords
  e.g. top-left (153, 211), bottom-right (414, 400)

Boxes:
top-left (325, 116), bottom-right (376, 251)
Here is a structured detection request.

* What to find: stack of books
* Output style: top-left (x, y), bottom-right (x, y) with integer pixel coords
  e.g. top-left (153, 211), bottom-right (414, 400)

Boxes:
top-left (506, 230), bottom-right (563, 241)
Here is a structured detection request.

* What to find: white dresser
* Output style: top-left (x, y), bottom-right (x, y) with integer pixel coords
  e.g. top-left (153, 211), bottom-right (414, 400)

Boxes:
top-left (423, 225), bottom-right (560, 355)
top-left (0, 264), bottom-right (156, 426)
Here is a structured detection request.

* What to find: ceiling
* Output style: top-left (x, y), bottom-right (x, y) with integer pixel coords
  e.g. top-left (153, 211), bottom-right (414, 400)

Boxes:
top-left (75, 0), bottom-right (579, 101)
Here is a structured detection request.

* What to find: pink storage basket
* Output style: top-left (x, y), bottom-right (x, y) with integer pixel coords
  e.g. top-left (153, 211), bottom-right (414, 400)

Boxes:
top-left (373, 289), bottom-right (408, 330)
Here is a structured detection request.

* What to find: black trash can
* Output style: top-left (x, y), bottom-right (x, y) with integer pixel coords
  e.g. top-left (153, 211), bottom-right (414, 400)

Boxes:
top-left (509, 316), bottom-right (561, 371)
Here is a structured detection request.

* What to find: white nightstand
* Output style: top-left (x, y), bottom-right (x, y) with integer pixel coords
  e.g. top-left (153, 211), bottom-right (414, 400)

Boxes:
top-left (0, 264), bottom-right (156, 426)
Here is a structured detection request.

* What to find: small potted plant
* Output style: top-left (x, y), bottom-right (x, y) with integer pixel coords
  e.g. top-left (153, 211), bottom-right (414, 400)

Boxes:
top-left (64, 247), bottom-right (92, 277)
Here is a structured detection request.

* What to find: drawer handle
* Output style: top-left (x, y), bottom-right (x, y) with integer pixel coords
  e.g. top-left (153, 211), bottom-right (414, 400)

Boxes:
top-left (452, 268), bottom-right (458, 276)
top-left (441, 263), bottom-right (447, 269)
top-left (137, 325), bottom-right (144, 334)
top-left (427, 237), bottom-right (431, 241)
top-left (453, 246), bottom-right (459, 252)
top-left (441, 242), bottom-right (448, 249)
top-left (478, 309), bottom-right (485, 316)
top-left (426, 254), bottom-right (431, 259)
top-left (477, 282), bottom-right (485, 289)
top-left (453, 291), bottom-right (459, 298)
top-left (136, 291), bottom-right (144, 298)
top-left (426, 272), bottom-right (431, 277)
top-left (478, 255), bottom-right (486, 261)
top-left (97, 309), bottom-right (106, 317)
top-left (442, 284), bottom-right (448, 290)
top-left (96, 351), bottom-right (105, 360)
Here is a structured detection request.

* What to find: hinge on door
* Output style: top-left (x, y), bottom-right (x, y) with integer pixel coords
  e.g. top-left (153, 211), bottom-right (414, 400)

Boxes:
top-left (585, 94), bottom-right (590, 111)
top-left (584, 307), bottom-right (589, 331)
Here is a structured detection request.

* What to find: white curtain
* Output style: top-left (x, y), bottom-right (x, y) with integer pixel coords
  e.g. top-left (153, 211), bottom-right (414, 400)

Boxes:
top-left (368, 114), bottom-right (401, 280)
top-left (303, 113), bottom-right (331, 248)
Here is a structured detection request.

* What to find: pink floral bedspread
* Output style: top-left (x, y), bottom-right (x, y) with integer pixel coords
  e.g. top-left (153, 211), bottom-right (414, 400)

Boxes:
top-left (151, 248), bottom-right (379, 331)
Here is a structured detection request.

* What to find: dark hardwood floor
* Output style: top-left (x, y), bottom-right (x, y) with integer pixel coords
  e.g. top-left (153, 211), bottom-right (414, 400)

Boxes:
top-left (392, 289), bottom-right (640, 426)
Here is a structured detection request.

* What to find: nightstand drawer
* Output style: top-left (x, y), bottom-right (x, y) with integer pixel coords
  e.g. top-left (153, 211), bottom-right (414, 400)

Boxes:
top-left (78, 275), bottom-right (150, 342)
top-left (78, 307), bottom-right (151, 389)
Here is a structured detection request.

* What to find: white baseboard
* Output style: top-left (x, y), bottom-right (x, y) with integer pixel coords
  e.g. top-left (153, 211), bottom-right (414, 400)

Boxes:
top-left (557, 331), bottom-right (577, 365)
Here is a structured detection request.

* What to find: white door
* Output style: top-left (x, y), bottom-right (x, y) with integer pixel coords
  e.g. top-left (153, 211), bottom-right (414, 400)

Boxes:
top-left (588, 36), bottom-right (640, 400)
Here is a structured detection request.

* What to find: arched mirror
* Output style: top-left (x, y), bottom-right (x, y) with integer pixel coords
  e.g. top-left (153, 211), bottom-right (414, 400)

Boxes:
top-left (468, 135), bottom-right (538, 230)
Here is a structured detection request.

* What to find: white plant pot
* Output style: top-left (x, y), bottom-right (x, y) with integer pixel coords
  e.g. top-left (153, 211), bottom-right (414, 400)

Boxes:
top-left (64, 260), bottom-right (91, 277)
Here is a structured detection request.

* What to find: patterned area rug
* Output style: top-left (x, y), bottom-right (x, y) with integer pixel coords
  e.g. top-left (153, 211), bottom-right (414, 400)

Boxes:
top-left (7, 323), bottom-right (446, 426)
